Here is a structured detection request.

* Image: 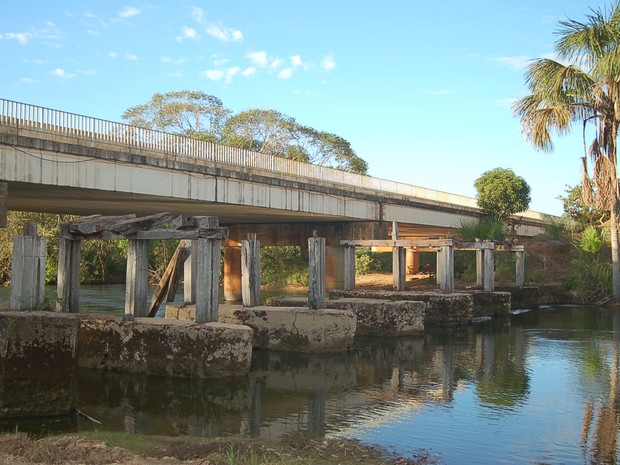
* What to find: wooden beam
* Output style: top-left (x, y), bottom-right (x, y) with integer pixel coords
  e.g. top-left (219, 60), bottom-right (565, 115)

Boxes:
top-left (125, 239), bottom-right (149, 317)
top-left (308, 232), bottom-right (326, 310)
top-left (110, 212), bottom-right (174, 235)
top-left (57, 232), bottom-right (81, 313)
top-left (146, 241), bottom-right (188, 317)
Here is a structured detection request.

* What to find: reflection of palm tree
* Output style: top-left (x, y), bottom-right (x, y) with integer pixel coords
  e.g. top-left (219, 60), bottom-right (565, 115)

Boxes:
top-left (581, 336), bottom-right (620, 464)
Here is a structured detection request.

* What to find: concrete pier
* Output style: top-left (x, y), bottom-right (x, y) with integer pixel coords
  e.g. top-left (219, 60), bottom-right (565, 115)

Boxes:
top-left (0, 312), bottom-right (79, 418)
top-left (79, 316), bottom-right (253, 378)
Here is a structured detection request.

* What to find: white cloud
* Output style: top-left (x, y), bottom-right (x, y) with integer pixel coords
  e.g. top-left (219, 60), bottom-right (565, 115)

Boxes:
top-left (176, 26), bottom-right (198, 41)
top-left (203, 69), bottom-right (224, 81)
top-left (270, 58), bottom-right (283, 69)
top-left (492, 55), bottom-right (531, 70)
top-left (79, 68), bottom-right (96, 76)
top-left (0, 32), bottom-right (30, 45)
top-left (321, 55), bottom-right (336, 71)
top-left (495, 97), bottom-right (518, 108)
top-left (225, 66), bottom-right (240, 84)
top-left (161, 56), bottom-right (185, 65)
top-left (125, 53), bottom-right (138, 61)
top-left (50, 68), bottom-right (65, 77)
top-left (119, 6), bottom-right (141, 18)
top-left (213, 56), bottom-right (228, 66)
top-left (168, 70), bottom-right (183, 78)
top-left (190, 7), bottom-right (205, 24)
top-left (206, 25), bottom-right (243, 42)
top-left (429, 89), bottom-right (453, 95)
top-left (242, 67), bottom-right (256, 77)
top-left (19, 77), bottom-right (37, 85)
top-left (279, 68), bottom-right (293, 79)
top-left (291, 55), bottom-right (303, 67)
top-left (247, 51), bottom-right (268, 67)
top-left (108, 51), bottom-right (118, 58)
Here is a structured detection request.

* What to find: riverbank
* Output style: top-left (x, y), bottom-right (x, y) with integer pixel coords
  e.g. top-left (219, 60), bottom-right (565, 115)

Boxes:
top-left (0, 432), bottom-right (434, 465)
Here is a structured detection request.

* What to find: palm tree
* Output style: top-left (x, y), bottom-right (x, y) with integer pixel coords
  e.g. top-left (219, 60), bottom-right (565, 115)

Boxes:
top-left (514, 2), bottom-right (620, 301)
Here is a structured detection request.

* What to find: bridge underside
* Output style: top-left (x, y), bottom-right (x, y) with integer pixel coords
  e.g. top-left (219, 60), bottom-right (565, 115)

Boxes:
top-left (5, 181), bottom-right (454, 246)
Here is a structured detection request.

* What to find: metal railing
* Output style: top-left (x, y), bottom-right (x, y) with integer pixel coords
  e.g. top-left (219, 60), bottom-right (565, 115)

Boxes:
top-left (0, 98), bottom-right (547, 221)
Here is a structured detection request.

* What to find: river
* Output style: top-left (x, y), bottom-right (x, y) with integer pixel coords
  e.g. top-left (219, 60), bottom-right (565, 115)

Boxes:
top-left (0, 286), bottom-right (618, 464)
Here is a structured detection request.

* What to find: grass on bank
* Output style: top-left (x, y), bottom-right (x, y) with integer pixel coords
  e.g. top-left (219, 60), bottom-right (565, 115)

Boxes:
top-left (0, 430), bottom-right (440, 465)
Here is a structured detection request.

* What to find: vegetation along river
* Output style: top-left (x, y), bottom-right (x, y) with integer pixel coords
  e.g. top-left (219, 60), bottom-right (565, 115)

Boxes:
top-left (0, 286), bottom-right (619, 464)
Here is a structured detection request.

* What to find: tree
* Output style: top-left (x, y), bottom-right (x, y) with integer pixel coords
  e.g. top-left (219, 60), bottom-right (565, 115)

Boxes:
top-left (560, 184), bottom-right (607, 231)
top-left (221, 109), bottom-right (368, 174)
top-left (513, 2), bottom-right (620, 301)
top-left (122, 90), bottom-right (231, 142)
top-left (474, 168), bottom-right (531, 222)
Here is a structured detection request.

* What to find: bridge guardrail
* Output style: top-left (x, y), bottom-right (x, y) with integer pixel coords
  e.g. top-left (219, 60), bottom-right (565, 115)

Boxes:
top-left (0, 98), bottom-right (549, 223)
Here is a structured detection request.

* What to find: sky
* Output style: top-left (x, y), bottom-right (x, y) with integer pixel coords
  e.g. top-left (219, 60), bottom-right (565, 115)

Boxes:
top-left (0, 1), bottom-right (609, 216)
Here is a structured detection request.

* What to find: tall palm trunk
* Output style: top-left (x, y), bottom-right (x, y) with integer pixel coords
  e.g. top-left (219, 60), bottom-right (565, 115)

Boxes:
top-left (611, 206), bottom-right (620, 302)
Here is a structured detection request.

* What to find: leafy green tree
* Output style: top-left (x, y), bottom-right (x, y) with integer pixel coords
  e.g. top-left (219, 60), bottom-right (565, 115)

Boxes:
top-left (122, 90), bottom-right (231, 142)
top-left (221, 109), bottom-right (368, 174)
top-left (560, 184), bottom-right (607, 231)
top-left (474, 168), bottom-right (531, 222)
top-left (513, 3), bottom-right (620, 301)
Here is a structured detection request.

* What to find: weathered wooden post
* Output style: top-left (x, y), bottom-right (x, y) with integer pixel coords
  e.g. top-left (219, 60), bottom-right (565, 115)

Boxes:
top-left (0, 182), bottom-right (7, 228)
top-left (11, 222), bottom-right (47, 311)
top-left (125, 239), bottom-right (149, 316)
top-left (439, 243), bottom-right (454, 293)
top-left (308, 231), bottom-right (326, 310)
top-left (483, 246), bottom-right (495, 292)
top-left (436, 247), bottom-right (444, 287)
top-left (57, 223), bottom-right (81, 313)
top-left (194, 236), bottom-right (221, 323)
top-left (223, 245), bottom-right (242, 301)
top-left (343, 244), bottom-right (356, 291)
top-left (476, 248), bottom-right (484, 286)
top-left (514, 246), bottom-right (525, 288)
top-left (392, 221), bottom-right (406, 290)
top-left (184, 240), bottom-right (197, 304)
top-left (241, 233), bottom-right (261, 307)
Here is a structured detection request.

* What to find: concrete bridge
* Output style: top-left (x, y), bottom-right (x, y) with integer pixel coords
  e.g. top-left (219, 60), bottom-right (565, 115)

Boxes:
top-left (0, 98), bottom-right (549, 247)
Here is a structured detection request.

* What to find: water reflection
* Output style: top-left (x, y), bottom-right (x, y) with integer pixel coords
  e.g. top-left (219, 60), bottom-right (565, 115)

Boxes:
top-left (3, 305), bottom-right (620, 465)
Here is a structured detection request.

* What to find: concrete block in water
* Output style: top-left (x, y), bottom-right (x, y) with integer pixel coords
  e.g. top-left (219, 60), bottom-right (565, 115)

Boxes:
top-left (218, 305), bottom-right (356, 353)
top-left (471, 291), bottom-right (511, 317)
top-left (79, 316), bottom-right (253, 378)
top-left (0, 311), bottom-right (79, 418)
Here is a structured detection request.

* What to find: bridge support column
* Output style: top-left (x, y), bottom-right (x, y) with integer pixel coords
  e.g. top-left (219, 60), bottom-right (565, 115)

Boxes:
top-left (224, 246), bottom-right (242, 302)
top-left (326, 246), bottom-right (344, 291)
top-left (343, 245), bottom-right (356, 291)
top-left (483, 248), bottom-right (495, 292)
top-left (241, 234), bottom-right (261, 307)
top-left (0, 182), bottom-right (7, 228)
top-left (194, 238), bottom-right (221, 323)
top-left (308, 232), bottom-right (326, 310)
top-left (438, 245), bottom-right (454, 294)
top-left (11, 222), bottom-right (46, 311)
top-left (515, 248), bottom-right (525, 288)
top-left (406, 248), bottom-right (419, 275)
top-left (125, 239), bottom-right (149, 317)
top-left (57, 225), bottom-right (81, 313)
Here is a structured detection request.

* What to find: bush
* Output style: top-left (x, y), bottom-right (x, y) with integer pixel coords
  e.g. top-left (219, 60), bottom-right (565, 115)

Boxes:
top-left (260, 246), bottom-right (308, 287)
top-left (355, 250), bottom-right (391, 275)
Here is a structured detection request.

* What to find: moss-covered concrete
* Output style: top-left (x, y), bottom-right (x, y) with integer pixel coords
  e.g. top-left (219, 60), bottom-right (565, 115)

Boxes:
top-left (217, 305), bottom-right (356, 353)
top-left (78, 316), bottom-right (253, 378)
top-left (0, 311), bottom-right (79, 418)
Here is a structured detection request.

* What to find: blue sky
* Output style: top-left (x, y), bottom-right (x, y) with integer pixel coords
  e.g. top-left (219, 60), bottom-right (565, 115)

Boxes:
top-left (0, 1), bottom-right (607, 216)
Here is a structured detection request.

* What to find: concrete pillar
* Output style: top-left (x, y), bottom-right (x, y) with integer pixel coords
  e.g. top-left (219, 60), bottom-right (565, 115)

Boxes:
top-left (11, 222), bottom-right (47, 311)
top-left (343, 245), bottom-right (356, 291)
top-left (184, 240), bottom-right (196, 304)
top-left (439, 245), bottom-right (454, 293)
top-left (125, 239), bottom-right (149, 316)
top-left (326, 245), bottom-right (344, 290)
top-left (194, 238), bottom-right (221, 323)
top-left (308, 232), bottom-right (326, 310)
top-left (0, 182), bottom-right (7, 228)
top-left (406, 248), bottom-right (419, 275)
top-left (223, 246), bottom-right (242, 302)
top-left (241, 235), bottom-right (261, 307)
top-left (483, 248), bottom-right (495, 292)
top-left (57, 225), bottom-right (81, 313)
top-left (515, 250), bottom-right (525, 287)
top-left (476, 249), bottom-right (484, 286)
top-left (393, 247), bottom-right (406, 290)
